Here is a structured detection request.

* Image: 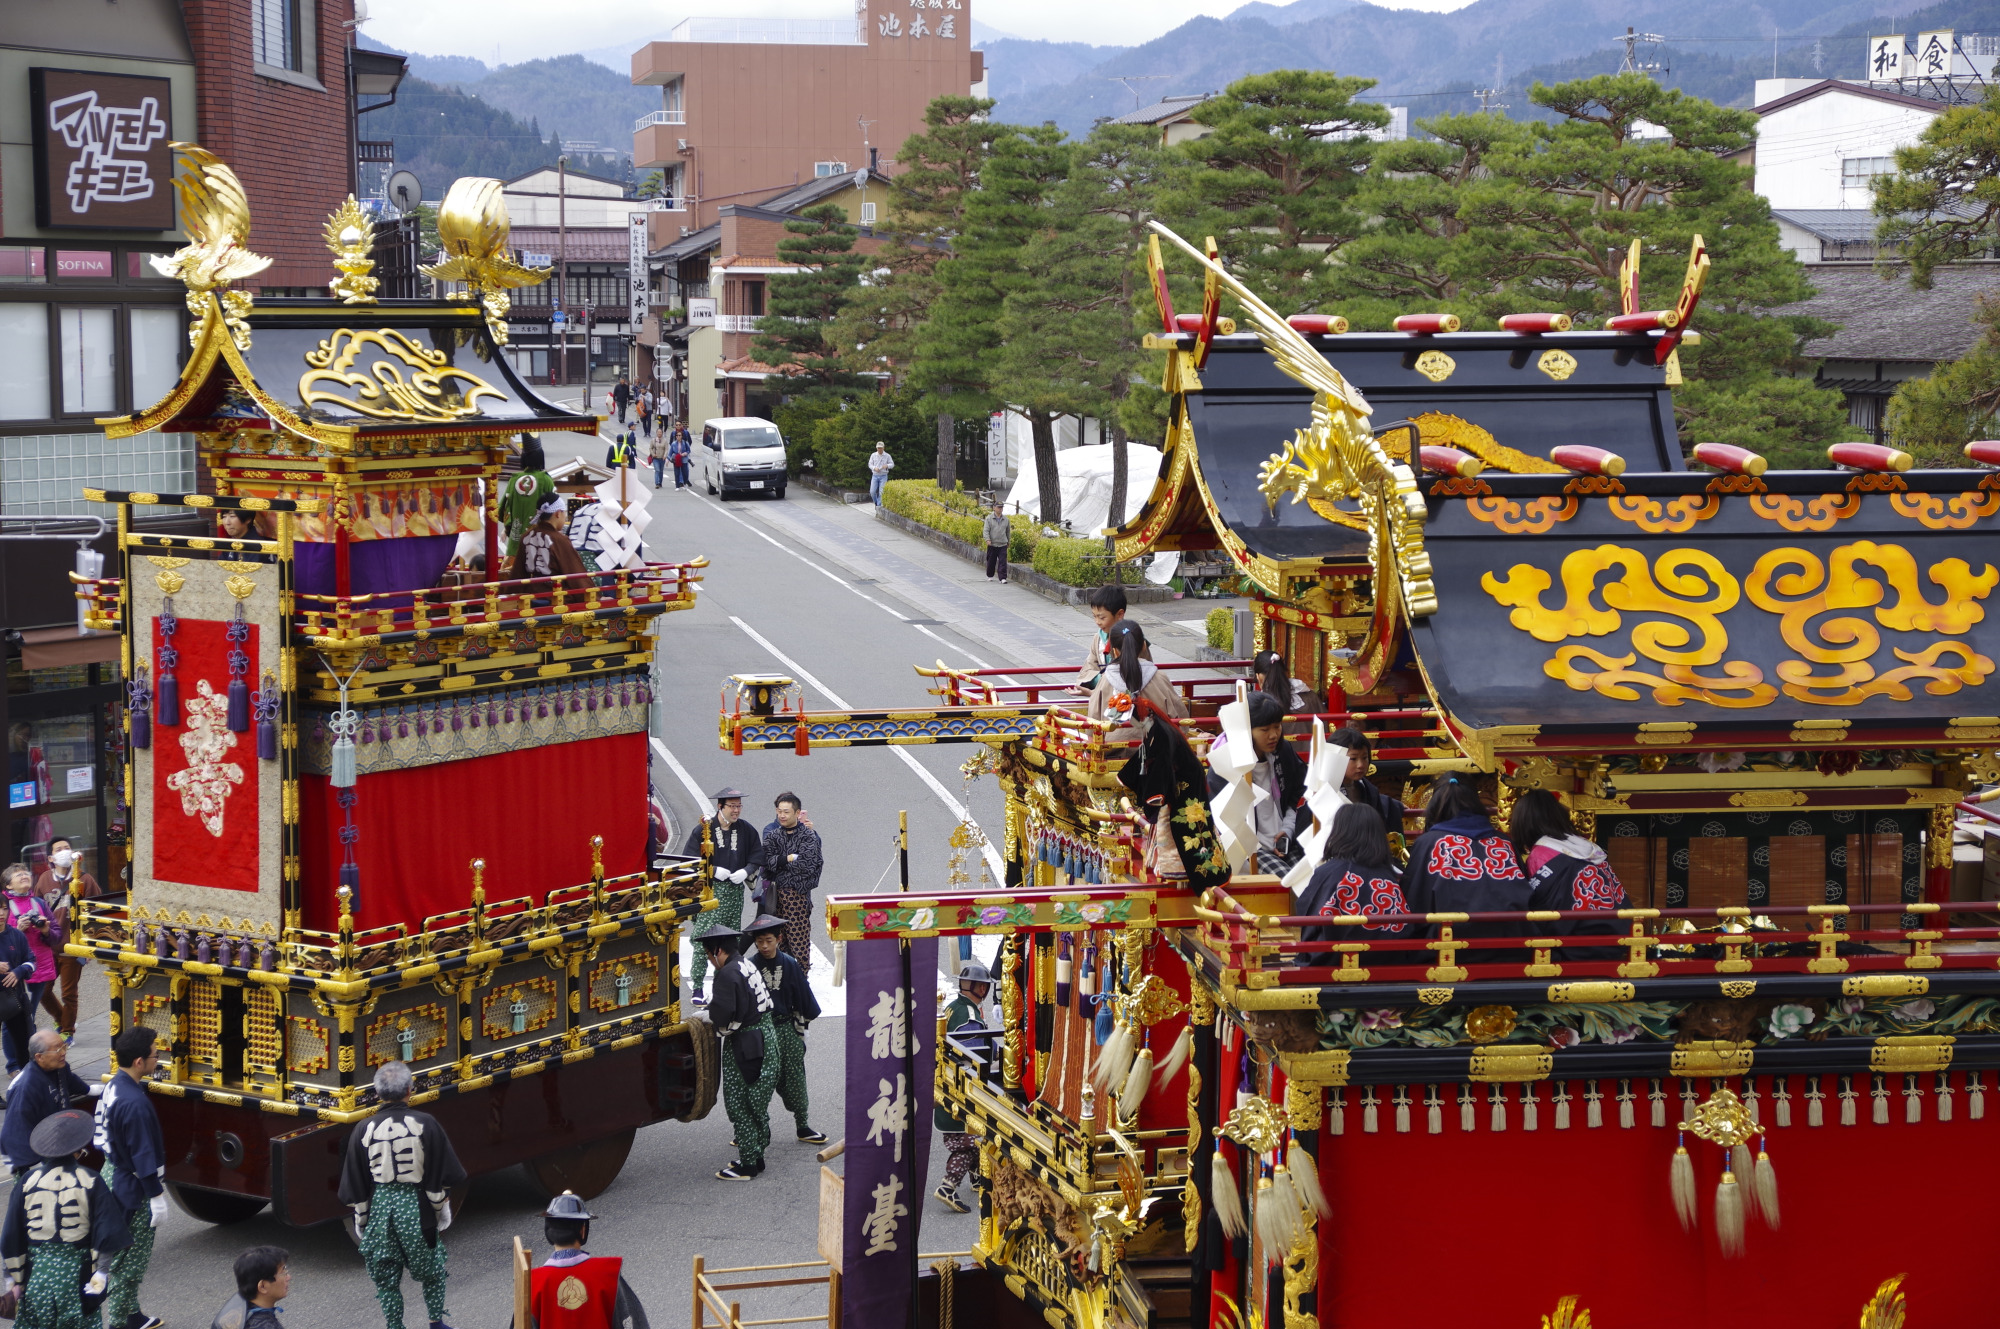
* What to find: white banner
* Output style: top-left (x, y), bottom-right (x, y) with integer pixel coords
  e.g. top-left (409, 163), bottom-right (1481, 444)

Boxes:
top-left (629, 212), bottom-right (649, 329)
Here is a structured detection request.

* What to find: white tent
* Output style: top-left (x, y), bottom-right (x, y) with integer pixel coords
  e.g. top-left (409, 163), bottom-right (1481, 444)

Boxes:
top-left (1002, 442), bottom-right (1178, 584)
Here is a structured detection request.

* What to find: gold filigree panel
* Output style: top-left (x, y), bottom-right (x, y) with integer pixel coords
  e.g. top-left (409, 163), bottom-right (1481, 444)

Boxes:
top-left (588, 955), bottom-right (661, 1013)
top-left (287, 1017), bottom-right (330, 1074)
top-left (483, 976), bottom-right (562, 1037)
top-left (364, 1002), bottom-right (451, 1067)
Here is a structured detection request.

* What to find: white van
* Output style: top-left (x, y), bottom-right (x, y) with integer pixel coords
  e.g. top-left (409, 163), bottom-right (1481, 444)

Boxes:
top-left (697, 416), bottom-right (788, 499)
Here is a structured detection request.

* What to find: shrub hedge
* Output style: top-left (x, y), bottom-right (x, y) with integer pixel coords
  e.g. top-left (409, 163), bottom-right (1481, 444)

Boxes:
top-left (882, 481), bottom-right (1038, 563)
top-left (1206, 606), bottom-right (1233, 650)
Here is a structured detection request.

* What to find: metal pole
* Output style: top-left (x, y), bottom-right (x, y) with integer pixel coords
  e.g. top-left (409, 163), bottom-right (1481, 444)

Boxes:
top-left (558, 155), bottom-right (569, 391)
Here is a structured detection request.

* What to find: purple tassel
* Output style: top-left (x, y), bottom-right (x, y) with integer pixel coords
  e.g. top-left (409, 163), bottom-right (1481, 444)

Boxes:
top-left (259, 940), bottom-right (277, 971)
top-left (173, 930), bottom-right (189, 961)
top-left (638, 680), bottom-right (652, 705)
top-left (505, 700), bottom-right (516, 723)
top-left (154, 928), bottom-right (171, 959)
top-left (258, 716), bottom-right (278, 761)
top-left (586, 686), bottom-right (598, 712)
top-left (621, 683), bottom-right (632, 707)
top-left (157, 671), bottom-right (179, 728)
top-left (227, 678), bottom-right (250, 733)
top-left (537, 696), bottom-right (548, 719)
top-left (132, 922), bottom-right (149, 953)
top-left (469, 707), bottom-right (481, 729)
top-left (196, 934), bottom-right (213, 965)
top-left (451, 704), bottom-right (464, 732)
top-left (396, 712), bottom-right (409, 739)
top-left (130, 703), bottom-right (151, 751)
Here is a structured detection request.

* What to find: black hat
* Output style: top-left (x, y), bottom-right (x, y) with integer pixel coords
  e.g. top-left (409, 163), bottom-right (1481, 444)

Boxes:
top-left (712, 787), bottom-right (745, 803)
top-left (747, 913), bottom-right (787, 936)
top-left (544, 1190), bottom-right (594, 1222)
top-left (699, 925), bottom-right (743, 948)
top-left (30, 1109), bottom-right (93, 1161)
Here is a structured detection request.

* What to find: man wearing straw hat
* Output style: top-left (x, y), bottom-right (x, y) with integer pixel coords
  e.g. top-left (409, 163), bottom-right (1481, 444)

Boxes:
top-left (745, 914), bottom-right (824, 1147)
top-left (2, 1108), bottom-right (124, 1329)
top-left (700, 927), bottom-right (778, 1182)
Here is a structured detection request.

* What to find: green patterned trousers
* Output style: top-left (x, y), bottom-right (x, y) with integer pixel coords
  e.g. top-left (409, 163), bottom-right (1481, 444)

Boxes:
top-left (98, 1163), bottom-right (153, 1329)
top-left (772, 1020), bottom-right (812, 1135)
top-left (360, 1182), bottom-right (448, 1329)
top-left (688, 875), bottom-right (746, 995)
top-left (722, 1013), bottom-right (779, 1167)
top-left (18, 1239), bottom-right (91, 1329)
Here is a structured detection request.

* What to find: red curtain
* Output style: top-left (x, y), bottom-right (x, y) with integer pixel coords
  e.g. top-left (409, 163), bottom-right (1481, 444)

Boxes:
top-left (298, 731), bottom-right (648, 932)
top-left (151, 617), bottom-right (260, 893)
top-left (1312, 1074), bottom-right (2000, 1327)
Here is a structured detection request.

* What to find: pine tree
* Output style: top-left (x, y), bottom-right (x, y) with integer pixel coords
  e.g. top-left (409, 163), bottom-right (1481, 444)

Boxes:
top-left (909, 123), bottom-right (1071, 519)
top-left (1873, 86), bottom-right (2000, 460)
top-left (827, 95), bottom-right (999, 487)
top-left (1158, 70), bottom-right (1387, 316)
top-left (1451, 74), bottom-right (1848, 463)
top-left (752, 203), bottom-right (867, 394)
top-left (1335, 111), bottom-right (1531, 326)
top-left (996, 122), bottom-right (1170, 526)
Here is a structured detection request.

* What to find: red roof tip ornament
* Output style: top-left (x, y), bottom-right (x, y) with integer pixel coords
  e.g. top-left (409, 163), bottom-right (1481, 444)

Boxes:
top-left (1498, 313), bottom-right (1572, 334)
top-left (1605, 309), bottom-right (1678, 332)
top-left (1393, 313), bottom-right (1459, 334)
top-left (1691, 443), bottom-right (1767, 476)
top-left (1964, 440), bottom-right (2000, 467)
top-left (1550, 445), bottom-right (1625, 477)
top-left (1287, 314), bottom-right (1349, 335)
top-left (1828, 442), bottom-right (1912, 473)
top-left (1419, 445), bottom-right (1484, 479)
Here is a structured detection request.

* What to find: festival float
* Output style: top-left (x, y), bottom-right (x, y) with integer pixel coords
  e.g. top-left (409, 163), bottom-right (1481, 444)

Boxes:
top-left (723, 224), bottom-right (2000, 1327)
top-left (62, 145), bottom-right (718, 1227)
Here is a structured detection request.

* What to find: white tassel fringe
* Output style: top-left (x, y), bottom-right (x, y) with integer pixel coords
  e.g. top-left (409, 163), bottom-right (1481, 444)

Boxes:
top-left (1118, 1049), bottom-right (1154, 1122)
top-left (1154, 1024), bottom-right (1192, 1088)
top-left (1671, 1145), bottom-right (1696, 1231)
top-left (1754, 1148), bottom-right (1780, 1229)
top-left (1210, 1149), bottom-right (1246, 1239)
top-left (1290, 1145), bottom-right (1330, 1219)
top-left (1715, 1172), bottom-right (1746, 1257)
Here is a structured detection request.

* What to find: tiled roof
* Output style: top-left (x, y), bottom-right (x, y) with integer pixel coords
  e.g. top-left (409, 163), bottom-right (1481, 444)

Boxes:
top-left (509, 227), bottom-right (629, 262)
top-left (1753, 78), bottom-right (1950, 117)
top-left (1109, 93), bottom-right (1211, 126)
top-left (757, 169), bottom-right (893, 214)
top-left (1776, 263), bottom-right (2000, 363)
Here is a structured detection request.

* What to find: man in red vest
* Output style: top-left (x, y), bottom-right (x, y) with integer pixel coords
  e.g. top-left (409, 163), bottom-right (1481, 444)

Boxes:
top-left (525, 1192), bottom-right (649, 1329)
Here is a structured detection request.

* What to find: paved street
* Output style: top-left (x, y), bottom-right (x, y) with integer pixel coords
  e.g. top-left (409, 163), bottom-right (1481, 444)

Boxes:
top-left (56, 425), bottom-right (1234, 1329)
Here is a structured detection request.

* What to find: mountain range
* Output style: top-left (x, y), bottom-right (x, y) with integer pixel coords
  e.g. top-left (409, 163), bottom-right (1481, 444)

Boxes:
top-left (988, 0), bottom-right (2000, 136)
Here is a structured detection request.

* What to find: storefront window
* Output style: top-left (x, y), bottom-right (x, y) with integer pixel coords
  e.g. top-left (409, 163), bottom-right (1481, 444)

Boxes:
top-left (0, 249), bottom-right (47, 284)
top-left (59, 308), bottom-right (117, 415)
top-left (0, 306), bottom-right (51, 421)
top-left (4, 662), bottom-right (125, 891)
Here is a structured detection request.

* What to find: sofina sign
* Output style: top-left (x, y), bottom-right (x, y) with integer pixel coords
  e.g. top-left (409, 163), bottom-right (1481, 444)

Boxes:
top-left (29, 68), bottom-right (174, 230)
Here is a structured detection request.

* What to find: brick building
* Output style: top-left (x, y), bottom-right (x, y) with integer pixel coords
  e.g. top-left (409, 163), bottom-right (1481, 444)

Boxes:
top-left (1, 0), bottom-right (382, 881)
top-left (630, 8), bottom-right (985, 240)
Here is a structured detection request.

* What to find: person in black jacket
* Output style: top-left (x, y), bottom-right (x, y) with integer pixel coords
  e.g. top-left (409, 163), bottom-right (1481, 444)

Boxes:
top-left (1399, 775), bottom-right (1532, 968)
top-left (683, 788), bottom-right (767, 1005)
top-left (746, 914), bottom-right (825, 1146)
top-left (1297, 805), bottom-right (1418, 967)
top-left (1, 1109), bottom-right (125, 1329)
top-left (703, 928), bottom-right (778, 1182)
top-left (1511, 790), bottom-right (1632, 960)
top-left (339, 1061), bottom-right (467, 1329)
top-left (1326, 727), bottom-right (1406, 841)
top-left (2, 1031), bottom-right (93, 1175)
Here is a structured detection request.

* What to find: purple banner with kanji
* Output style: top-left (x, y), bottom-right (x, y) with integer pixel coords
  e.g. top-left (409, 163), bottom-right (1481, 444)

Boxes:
top-left (842, 936), bottom-right (937, 1329)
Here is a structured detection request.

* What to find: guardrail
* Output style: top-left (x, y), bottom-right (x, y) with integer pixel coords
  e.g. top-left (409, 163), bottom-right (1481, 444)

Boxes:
top-left (635, 109), bottom-right (687, 129)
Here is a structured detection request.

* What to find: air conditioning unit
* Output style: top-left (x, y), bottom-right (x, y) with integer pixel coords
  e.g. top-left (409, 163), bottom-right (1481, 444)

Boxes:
top-left (677, 138), bottom-right (689, 151)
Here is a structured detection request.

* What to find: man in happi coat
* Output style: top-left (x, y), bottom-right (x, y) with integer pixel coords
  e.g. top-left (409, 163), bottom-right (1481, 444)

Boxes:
top-left (339, 1061), bottom-right (467, 1329)
top-left (498, 435), bottom-right (556, 561)
top-left (745, 915), bottom-right (825, 1147)
top-left (2, 1109), bottom-right (124, 1329)
top-left (702, 927), bottom-right (778, 1182)
top-left (683, 788), bottom-right (765, 1004)
top-left (932, 962), bottom-right (992, 1213)
top-left (516, 1192), bottom-right (649, 1329)
top-left (4, 1031), bottom-right (95, 1176)
top-left (93, 1028), bottom-right (167, 1329)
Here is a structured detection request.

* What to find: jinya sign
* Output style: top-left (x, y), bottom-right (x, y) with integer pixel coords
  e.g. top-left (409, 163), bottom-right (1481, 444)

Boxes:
top-left (30, 68), bottom-right (174, 230)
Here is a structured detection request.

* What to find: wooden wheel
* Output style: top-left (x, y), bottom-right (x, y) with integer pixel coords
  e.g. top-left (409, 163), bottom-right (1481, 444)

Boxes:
top-left (165, 1183), bottom-right (267, 1225)
top-left (523, 1129), bottom-right (636, 1201)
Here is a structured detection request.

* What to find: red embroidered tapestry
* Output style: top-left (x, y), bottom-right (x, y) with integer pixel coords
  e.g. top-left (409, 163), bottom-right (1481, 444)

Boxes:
top-left (151, 617), bottom-right (260, 893)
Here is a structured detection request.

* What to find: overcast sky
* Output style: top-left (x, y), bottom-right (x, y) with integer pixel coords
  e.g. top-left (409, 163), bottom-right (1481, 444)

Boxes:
top-left (368, 0), bottom-right (1476, 64)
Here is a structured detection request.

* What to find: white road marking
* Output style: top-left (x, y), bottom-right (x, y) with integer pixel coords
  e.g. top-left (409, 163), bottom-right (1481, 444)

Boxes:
top-left (696, 492), bottom-right (913, 620)
top-left (728, 615), bottom-right (1006, 880)
top-left (650, 735), bottom-right (710, 809)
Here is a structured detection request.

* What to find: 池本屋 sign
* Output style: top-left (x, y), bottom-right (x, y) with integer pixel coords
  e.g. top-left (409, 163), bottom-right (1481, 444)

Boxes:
top-left (629, 212), bottom-right (650, 328)
top-left (30, 68), bottom-right (174, 230)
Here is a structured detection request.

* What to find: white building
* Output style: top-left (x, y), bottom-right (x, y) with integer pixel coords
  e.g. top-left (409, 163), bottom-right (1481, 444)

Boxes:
top-left (1749, 78), bottom-right (1946, 263)
top-left (502, 167), bottom-right (650, 229)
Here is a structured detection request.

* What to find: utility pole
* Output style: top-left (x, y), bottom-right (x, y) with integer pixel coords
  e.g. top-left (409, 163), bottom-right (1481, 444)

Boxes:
top-left (1474, 88), bottom-right (1508, 113)
top-left (857, 115), bottom-right (875, 223)
top-left (1618, 27), bottom-right (1667, 78)
top-left (557, 154), bottom-right (569, 392)
top-left (1103, 74), bottom-right (1170, 111)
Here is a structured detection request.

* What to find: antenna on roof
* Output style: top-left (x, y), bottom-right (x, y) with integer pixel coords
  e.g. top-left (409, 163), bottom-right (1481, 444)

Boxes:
top-left (1104, 75), bottom-right (1171, 112)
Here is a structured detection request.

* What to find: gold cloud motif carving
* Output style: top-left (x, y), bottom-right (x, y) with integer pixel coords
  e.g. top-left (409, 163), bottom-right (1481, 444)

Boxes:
top-left (1482, 541), bottom-right (2000, 709)
top-left (299, 328), bottom-right (504, 422)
